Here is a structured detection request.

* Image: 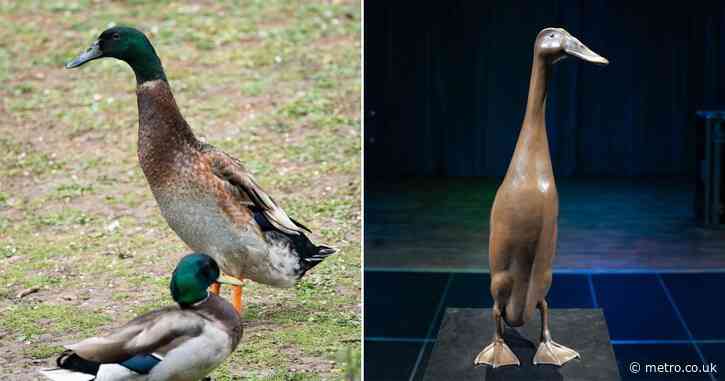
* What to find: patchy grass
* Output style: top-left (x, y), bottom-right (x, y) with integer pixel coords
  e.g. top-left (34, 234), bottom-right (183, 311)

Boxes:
top-left (0, 1), bottom-right (361, 380)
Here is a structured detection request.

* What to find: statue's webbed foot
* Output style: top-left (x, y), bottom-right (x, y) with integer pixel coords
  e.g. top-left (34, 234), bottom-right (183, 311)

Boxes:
top-left (533, 339), bottom-right (580, 366)
top-left (474, 339), bottom-right (520, 368)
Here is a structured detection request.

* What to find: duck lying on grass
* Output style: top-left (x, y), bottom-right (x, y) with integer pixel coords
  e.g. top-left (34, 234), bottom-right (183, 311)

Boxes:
top-left (40, 253), bottom-right (242, 381)
top-left (65, 26), bottom-right (336, 313)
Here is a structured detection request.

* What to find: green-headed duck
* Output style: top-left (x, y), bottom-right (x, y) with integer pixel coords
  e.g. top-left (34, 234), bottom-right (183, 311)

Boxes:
top-left (40, 253), bottom-right (242, 381)
top-left (65, 27), bottom-right (336, 313)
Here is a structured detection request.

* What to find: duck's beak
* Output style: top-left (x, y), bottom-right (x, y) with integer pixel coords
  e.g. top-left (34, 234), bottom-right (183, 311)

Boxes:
top-left (216, 274), bottom-right (243, 286)
top-left (65, 41), bottom-right (102, 69)
top-left (564, 35), bottom-right (608, 65)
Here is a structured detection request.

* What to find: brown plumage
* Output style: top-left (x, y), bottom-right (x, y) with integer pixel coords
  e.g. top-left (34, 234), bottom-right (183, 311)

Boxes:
top-left (135, 80), bottom-right (334, 288)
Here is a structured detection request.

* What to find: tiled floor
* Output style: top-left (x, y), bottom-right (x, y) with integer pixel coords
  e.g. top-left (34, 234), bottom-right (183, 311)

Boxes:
top-left (364, 271), bottom-right (725, 381)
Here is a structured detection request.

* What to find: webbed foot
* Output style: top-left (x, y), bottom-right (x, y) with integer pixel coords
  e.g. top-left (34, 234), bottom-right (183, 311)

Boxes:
top-left (474, 338), bottom-right (520, 368)
top-left (533, 339), bottom-right (580, 366)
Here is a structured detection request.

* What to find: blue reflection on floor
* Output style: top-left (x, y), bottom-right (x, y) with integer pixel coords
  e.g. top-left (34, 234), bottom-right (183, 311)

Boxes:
top-left (592, 274), bottom-right (688, 341)
top-left (662, 274), bottom-right (725, 341)
top-left (364, 271), bottom-right (722, 381)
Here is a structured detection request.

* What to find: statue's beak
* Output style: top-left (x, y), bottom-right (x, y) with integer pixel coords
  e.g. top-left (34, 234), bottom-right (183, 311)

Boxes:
top-left (65, 41), bottom-right (102, 69)
top-left (564, 35), bottom-right (608, 65)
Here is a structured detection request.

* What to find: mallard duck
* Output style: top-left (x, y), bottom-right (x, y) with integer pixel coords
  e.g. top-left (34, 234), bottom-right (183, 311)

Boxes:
top-left (476, 28), bottom-right (607, 368)
top-left (40, 253), bottom-right (242, 381)
top-left (65, 27), bottom-right (336, 313)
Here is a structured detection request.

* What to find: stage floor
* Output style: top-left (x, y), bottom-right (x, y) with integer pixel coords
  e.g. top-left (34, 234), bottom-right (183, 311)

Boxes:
top-left (365, 177), bottom-right (725, 272)
top-left (364, 271), bottom-right (725, 381)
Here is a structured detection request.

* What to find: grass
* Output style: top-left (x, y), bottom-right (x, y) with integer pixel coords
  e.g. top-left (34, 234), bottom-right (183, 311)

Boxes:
top-left (0, 1), bottom-right (361, 380)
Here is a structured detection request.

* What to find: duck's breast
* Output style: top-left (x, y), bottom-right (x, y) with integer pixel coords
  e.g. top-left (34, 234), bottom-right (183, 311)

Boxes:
top-left (153, 182), bottom-right (302, 287)
top-left (154, 187), bottom-right (265, 269)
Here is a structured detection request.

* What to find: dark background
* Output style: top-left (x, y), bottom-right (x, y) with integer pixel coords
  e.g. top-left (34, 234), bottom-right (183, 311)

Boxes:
top-left (364, 0), bottom-right (725, 178)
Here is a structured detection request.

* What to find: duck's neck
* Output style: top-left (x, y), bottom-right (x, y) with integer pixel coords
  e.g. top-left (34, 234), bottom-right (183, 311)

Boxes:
top-left (136, 80), bottom-right (198, 169)
top-left (507, 54), bottom-right (554, 178)
top-left (126, 44), bottom-right (167, 85)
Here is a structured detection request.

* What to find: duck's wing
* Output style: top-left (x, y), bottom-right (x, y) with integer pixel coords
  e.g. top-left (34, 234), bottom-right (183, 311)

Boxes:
top-left (204, 147), bottom-right (311, 236)
top-left (66, 307), bottom-right (204, 363)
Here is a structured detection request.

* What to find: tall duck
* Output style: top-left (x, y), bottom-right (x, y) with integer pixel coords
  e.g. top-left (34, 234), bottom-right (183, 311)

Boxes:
top-left (65, 27), bottom-right (335, 313)
top-left (475, 28), bottom-right (607, 368)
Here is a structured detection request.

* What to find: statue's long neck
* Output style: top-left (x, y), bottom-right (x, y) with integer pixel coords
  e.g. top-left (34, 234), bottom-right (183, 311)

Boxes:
top-left (523, 55), bottom-right (549, 128)
top-left (506, 53), bottom-right (554, 179)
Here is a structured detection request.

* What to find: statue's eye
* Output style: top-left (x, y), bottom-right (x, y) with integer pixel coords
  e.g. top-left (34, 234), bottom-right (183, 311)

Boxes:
top-left (112, 33), bottom-right (121, 40)
top-left (549, 33), bottom-right (555, 38)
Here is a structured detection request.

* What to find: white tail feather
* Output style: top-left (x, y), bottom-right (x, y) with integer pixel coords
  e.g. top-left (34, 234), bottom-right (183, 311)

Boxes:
top-left (38, 368), bottom-right (94, 381)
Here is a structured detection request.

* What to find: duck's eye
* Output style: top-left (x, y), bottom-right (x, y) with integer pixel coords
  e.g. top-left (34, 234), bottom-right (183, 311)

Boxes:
top-left (549, 33), bottom-right (555, 38)
top-left (112, 33), bottom-right (121, 40)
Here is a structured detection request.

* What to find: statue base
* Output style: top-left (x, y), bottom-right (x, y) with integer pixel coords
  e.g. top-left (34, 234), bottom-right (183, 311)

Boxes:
top-left (422, 308), bottom-right (619, 381)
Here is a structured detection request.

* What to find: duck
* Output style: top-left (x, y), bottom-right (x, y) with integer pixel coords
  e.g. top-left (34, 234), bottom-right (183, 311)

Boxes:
top-left (64, 27), bottom-right (336, 313)
top-left (40, 253), bottom-right (242, 381)
top-left (475, 28), bottom-right (608, 368)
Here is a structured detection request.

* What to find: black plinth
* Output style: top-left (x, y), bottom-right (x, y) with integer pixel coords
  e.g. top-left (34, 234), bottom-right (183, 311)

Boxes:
top-left (423, 308), bottom-right (620, 381)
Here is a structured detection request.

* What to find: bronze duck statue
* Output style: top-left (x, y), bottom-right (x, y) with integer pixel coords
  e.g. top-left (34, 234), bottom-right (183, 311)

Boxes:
top-left (475, 27), bottom-right (607, 368)
top-left (65, 27), bottom-right (335, 313)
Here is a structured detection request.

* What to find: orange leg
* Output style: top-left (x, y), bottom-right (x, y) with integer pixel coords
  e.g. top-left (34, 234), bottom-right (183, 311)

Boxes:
top-left (209, 282), bottom-right (220, 295)
top-left (231, 277), bottom-right (244, 314)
